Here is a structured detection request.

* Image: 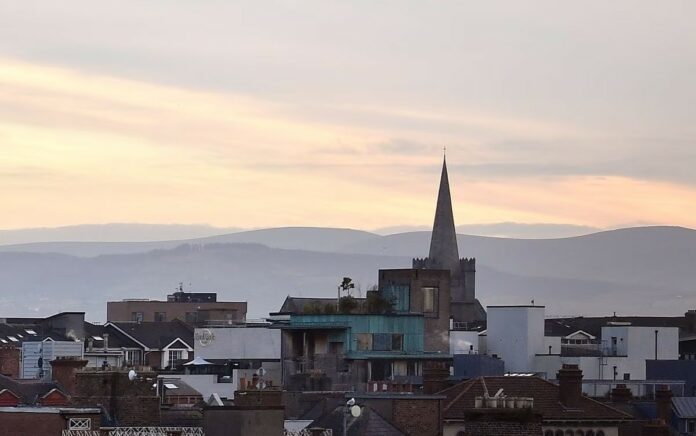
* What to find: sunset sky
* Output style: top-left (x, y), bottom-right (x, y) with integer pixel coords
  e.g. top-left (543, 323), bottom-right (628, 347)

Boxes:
top-left (1, 1), bottom-right (695, 233)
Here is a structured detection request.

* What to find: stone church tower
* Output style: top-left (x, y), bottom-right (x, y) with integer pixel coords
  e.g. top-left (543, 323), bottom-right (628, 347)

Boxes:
top-left (413, 157), bottom-right (486, 323)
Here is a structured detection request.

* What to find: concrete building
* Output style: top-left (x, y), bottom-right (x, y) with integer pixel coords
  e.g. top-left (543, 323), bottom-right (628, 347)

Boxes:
top-left (107, 290), bottom-right (247, 326)
top-left (486, 305), bottom-right (545, 373)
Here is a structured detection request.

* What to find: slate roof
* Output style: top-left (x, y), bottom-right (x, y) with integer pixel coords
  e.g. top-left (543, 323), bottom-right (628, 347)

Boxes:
top-left (0, 322), bottom-right (70, 345)
top-left (83, 322), bottom-right (140, 349)
top-left (673, 397), bottom-right (696, 419)
top-left (107, 320), bottom-right (193, 350)
top-left (442, 376), bottom-right (631, 422)
top-left (311, 405), bottom-right (405, 436)
top-left (0, 374), bottom-right (66, 405)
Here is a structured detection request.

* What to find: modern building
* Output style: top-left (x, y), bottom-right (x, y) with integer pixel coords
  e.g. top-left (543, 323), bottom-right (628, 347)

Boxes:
top-left (279, 312), bottom-right (450, 392)
top-left (107, 290), bottom-right (247, 326)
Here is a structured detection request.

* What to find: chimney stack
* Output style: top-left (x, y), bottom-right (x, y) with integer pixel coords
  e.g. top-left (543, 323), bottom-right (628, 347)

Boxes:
top-left (611, 384), bottom-right (633, 403)
top-left (655, 385), bottom-right (673, 424)
top-left (422, 361), bottom-right (450, 394)
top-left (557, 364), bottom-right (583, 408)
top-left (51, 357), bottom-right (88, 396)
top-left (103, 333), bottom-right (109, 351)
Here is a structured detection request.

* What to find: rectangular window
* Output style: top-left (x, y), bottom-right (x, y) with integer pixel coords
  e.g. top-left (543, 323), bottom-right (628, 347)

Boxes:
top-left (356, 333), bottom-right (372, 351)
top-left (168, 350), bottom-right (183, 367)
top-left (373, 333), bottom-right (391, 351)
top-left (132, 312), bottom-right (143, 322)
top-left (422, 287), bottom-right (438, 315)
top-left (185, 312), bottom-right (198, 324)
top-left (391, 334), bottom-right (403, 351)
top-left (155, 312), bottom-right (167, 322)
top-left (68, 418), bottom-right (91, 430)
top-left (125, 350), bottom-right (141, 366)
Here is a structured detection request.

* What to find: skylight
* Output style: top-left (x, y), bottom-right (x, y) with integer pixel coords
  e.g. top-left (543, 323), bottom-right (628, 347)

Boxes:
top-left (164, 383), bottom-right (179, 389)
top-left (25, 329), bottom-right (37, 335)
top-left (7, 336), bottom-right (18, 342)
top-left (92, 336), bottom-right (104, 341)
top-left (17, 334), bottom-right (23, 338)
top-left (0, 339), bottom-right (6, 344)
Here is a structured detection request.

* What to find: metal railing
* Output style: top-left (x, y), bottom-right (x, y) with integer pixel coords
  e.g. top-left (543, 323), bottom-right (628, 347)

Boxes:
top-left (284, 430), bottom-right (332, 436)
top-left (62, 432), bottom-right (100, 436)
top-left (106, 427), bottom-right (204, 436)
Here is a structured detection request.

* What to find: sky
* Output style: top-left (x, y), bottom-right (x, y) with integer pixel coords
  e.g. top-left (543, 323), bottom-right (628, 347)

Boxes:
top-left (1, 1), bottom-right (696, 234)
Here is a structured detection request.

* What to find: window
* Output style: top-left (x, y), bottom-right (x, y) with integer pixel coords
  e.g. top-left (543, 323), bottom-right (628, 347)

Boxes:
top-left (356, 333), bottom-right (372, 351)
top-left (185, 312), bottom-right (198, 324)
top-left (371, 333), bottom-right (404, 351)
top-left (422, 287), bottom-right (438, 315)
top-left (391, 334), bottom-right (403, 351)
top-left (155, 312), bottom-right (167, 322)
top-left (68, 418), bottom-right (91, 430)
top-left (168, 350), bottom-right (183, 367)
top-left (688, 421), bottom-right (695, 432)
top-left (125, 350), bottom-right (141, 366)
top-left (132, 312), bottom-right (143, 322)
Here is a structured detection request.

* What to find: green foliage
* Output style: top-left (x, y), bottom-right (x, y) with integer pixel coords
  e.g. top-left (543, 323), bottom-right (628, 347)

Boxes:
top-left (323, 303), bottom-right (337, 314)
top-left (338, 295), bottom-right (359, 314)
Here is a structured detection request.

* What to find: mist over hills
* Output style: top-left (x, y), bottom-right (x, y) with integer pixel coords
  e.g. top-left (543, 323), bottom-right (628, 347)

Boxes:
top-left (0, 225), bottom-right (694, 321)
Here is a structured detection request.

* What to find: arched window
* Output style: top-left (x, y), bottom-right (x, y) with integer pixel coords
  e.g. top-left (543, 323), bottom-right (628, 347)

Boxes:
top-left (544, 431), bottom-right (554, 436)
top-left (596, 432), bottom-right (605, 436)
top-left (586, 431), bottom-right (595, 436)
top-left (575, 430), bottom-right (585, 436)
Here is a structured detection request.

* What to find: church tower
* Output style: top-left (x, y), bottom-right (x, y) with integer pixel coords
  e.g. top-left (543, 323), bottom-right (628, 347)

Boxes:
top-left (413, 156), bottom-right (486, 323)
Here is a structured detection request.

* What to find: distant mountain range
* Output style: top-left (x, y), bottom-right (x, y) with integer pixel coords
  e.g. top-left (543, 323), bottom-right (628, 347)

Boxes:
top-left (0, 225), bottom-right (694, 322)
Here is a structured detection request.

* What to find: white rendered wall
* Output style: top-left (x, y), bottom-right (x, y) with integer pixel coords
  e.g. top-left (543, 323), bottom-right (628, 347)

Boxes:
top-left (487, 306), bottom-right (545, 373)
top-left (194, 327), bottom-right (281, 360)
top-left (450, 331), bottom-right (481, 354)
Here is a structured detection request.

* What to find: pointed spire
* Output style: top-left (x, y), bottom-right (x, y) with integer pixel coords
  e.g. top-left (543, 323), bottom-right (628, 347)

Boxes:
top-left (428, 155), bottom-right (460, 273)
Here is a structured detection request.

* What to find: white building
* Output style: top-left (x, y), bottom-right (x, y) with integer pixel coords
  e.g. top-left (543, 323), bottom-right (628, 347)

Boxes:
top-left (486, 305), bottom-right (545, 373)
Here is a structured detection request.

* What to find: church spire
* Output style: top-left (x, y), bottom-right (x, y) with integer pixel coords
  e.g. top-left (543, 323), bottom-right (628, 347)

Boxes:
top-left (428, 155), bottom-right (460, 272)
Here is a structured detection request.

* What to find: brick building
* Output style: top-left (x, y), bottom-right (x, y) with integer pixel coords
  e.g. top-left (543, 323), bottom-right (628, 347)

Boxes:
top-left (107, 291), bottom-right (247, 325)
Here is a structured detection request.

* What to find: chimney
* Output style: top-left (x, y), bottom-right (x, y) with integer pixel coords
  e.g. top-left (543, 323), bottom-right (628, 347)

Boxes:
top-left (557, 364), bottom-right (583, 408)
top-left (87, 338), bottom-right (94, 352)
top-left (686, 311), bottom-right (696, 334)
top-left (422, 361), bottom-right (450, 394)
top-left (103, 333), bottom-right (109, 351)
top-left (611, 384), bottom-right (633, 403)
top-left (655, 385), bottom-right (673, 424)
top-left (51, 357), bottom-right (88, 396)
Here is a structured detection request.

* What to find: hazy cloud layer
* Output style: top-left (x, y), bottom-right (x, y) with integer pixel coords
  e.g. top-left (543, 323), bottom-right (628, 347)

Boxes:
top-left (0, 1), bottom-right (695, 230)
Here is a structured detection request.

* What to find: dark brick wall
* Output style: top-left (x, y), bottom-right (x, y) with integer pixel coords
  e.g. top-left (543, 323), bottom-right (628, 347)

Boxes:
top-left (72, 371), bottom-right (160, 426)
top-left (460, 421), bottom-right (543, 435)
top-left (392, 398), bottom-right (442, 436)
top-left (0, 346), bottom-right (20, 378)
top-left (0, 411), bottom-right (100, 436)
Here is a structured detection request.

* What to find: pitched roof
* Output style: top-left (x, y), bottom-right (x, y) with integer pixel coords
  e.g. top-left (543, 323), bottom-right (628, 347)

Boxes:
top-left (83, 322), bottom-right (140, 350)
top-left (311, 405), bottom-right (405, 436)
top-left (673, 397), bottom-right (696, 419)
top-left (0, 374), bottom-right (65, 405)
top-left (442, 376), bottom-right (631, 422)
top-left (107, 320), bottom-right (193, 350)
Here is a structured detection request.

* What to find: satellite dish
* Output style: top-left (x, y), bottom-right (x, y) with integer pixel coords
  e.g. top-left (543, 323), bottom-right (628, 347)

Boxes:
top-left (350, 405), bottom-right (361, 417)
top-left (128, 369), bottom-right (138, 381)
